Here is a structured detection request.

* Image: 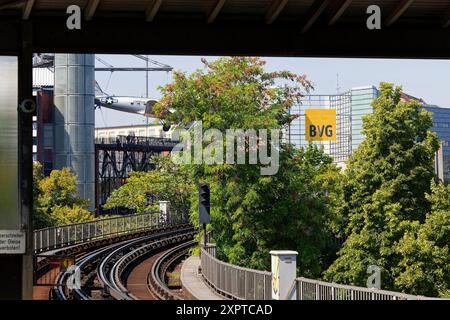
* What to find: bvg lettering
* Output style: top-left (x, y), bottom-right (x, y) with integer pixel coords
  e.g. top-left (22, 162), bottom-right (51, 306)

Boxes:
top-left (309, 125), bottom-right (333, 138)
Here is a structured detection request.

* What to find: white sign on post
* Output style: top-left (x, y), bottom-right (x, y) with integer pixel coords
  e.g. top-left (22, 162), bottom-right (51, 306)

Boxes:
top-left (0, 230), bottom-right (26, 254)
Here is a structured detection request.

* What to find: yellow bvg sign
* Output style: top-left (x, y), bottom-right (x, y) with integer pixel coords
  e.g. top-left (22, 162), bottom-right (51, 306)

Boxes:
top-left (305, 109), bottom-right (336, 141)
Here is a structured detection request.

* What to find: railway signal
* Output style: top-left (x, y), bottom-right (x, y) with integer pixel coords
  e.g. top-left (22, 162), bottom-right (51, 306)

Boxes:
top-left (198, 183), bottom-right (210, 224)
top-left (198, 183), bottom-right (210, 246)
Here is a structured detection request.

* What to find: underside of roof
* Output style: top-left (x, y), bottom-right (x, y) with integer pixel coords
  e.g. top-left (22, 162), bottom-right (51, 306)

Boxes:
top-left (1, 1), bottom-right (450, 58)
top-left (1, 0), bottom-right (449, 28)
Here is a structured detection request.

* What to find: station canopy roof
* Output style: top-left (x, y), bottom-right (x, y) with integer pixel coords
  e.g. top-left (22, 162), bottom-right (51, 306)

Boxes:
top-left (0, 1), bottom-right (450, 57)
top-left (0, 0), bottom-right (449, 27)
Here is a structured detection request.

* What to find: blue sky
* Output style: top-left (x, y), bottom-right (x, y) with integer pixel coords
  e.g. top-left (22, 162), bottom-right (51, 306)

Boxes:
top-left (95, 55), bottom-right (450, 127)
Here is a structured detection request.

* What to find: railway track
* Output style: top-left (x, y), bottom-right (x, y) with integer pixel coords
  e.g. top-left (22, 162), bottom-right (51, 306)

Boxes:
top-left (147, 240), bottom-right (196, 300)
top-left (52, 225), bottom-right (196, 300)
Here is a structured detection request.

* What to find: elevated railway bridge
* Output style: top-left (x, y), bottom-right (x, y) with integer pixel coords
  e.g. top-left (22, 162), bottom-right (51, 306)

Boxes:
top-left (94, 135), bottom-right (179, 212)
top-left (32, 212), bottom-right (443, 301)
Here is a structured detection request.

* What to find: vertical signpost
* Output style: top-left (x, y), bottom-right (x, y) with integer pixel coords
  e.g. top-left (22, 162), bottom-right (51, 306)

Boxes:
top-left (198, 183), bottom-right (210, 247)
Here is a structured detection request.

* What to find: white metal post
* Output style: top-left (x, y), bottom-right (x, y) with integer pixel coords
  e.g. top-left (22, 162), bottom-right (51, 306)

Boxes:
top-left (159, 201), bottom-right (170, 224)
top-left (270, 250), bottom-right (298, 300)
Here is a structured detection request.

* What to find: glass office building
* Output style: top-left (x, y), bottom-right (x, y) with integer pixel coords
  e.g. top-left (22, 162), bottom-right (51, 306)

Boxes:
top-left (286, 93), bottom-right (352, 162)
top-left (350, 86), bottom-right (380, 150)
top-left (287, 87), bottom-right (376, 163)
top-left (425, 106), bottom-right (450, 182)
top-left (287, 86), bottom-right (450, 182)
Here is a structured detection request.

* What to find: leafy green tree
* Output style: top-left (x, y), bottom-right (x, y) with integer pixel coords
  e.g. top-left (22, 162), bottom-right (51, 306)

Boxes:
top-left (33, 162), bottom-right (46, 228)
top-left (394, 181), bottom-right (450, 297)
top-left (33, 163), bottom-right (94, 228)
top-left (224, 144), bottom-right (341, 276)
top-left (51, 205), bottom-right (96, 225)
top-left (154, 57), bottom-right (339, 275)
top-left (104, 155), bottom-right (193, 214)
top-left (324, 83), bottom-right (441, 292)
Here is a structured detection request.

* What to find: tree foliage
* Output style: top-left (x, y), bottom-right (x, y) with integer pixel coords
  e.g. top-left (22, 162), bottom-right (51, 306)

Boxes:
top-left (154, 57), bottom-right (312, 131)
top-left (220, 144), bottom-right (341, 276)
top-left (324, 83), bottom-right (442, 294)
top-left (33, 162), bottom-right (94, 228)
top-left (103, 65), bottom-right (448, 296)
top-left (154, 57), bottom-right (339, 275)
top-left (394, 181), bottom-right (450, 297)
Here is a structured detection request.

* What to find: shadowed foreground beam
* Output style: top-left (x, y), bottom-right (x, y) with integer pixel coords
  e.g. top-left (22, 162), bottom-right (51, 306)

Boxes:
top-left (207, 0), bottom-right (226, 24)
top-left (2, 17), bottom-right (450, 58)
top-left (22, 0), bottom-right (34, 20)
top-left (385, 0), bottom-right (414, 27)
top-left (85, 0), bottom-right (101, 21)
top-left (145, 0), bottom-right (162, 22)
top-left (301, 0), bottom-right (331, 33)
top-left (327, 0), bottom-right (352, 26)
top-left (266, 0), bottom-right (289, 24)
top-left (0, 0), bottom-right (25, 10)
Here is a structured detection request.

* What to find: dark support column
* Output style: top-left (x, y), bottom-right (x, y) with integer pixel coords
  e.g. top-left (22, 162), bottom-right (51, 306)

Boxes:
top-left (18, 21), bottom-right (34, 300)
top-left (0, 256), bottom-right (22, 299)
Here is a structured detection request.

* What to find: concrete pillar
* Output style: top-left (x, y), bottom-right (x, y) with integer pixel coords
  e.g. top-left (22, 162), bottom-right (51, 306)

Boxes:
top-left (54, 54), bottom-right (95, 209)
top-left (270, 250), bottom-right (298, 300)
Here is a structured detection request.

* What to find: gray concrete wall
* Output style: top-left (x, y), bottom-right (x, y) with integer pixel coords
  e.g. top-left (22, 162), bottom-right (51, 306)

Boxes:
top-left (54, 54), bottom-right (95, 209)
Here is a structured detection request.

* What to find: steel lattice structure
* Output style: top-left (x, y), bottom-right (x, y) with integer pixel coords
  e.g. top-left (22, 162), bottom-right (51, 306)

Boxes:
top-left (329, 92), bottom-right (352, 163)
top-left (95, 136), bottom-right (178, 212)
top-left (287, 93), bottom-right (352, 163)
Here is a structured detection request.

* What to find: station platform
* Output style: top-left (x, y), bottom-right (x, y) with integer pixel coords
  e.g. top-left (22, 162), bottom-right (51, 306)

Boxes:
top-left (180, 255), bottom-right (225, 300)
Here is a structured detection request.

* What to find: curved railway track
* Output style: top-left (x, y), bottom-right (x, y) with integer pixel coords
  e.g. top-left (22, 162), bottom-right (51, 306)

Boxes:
top-left (147, 240), bottom-right (196, 300)
top-left (52, 226), bottom-right (196, 300)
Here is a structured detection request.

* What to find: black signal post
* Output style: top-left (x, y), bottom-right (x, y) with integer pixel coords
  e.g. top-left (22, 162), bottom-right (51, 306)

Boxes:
top-left (198, 183), bottom-right (210, 246)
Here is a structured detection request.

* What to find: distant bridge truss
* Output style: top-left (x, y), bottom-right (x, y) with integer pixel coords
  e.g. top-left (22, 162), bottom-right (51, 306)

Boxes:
top-left (95, 135), bottom-right (178, 212)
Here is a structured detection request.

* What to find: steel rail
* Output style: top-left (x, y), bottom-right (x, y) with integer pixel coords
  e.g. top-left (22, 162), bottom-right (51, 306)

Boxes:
top-left (53, 239), bottom-right (136, 300)
top-left (104, 232), bottom-right (195, 300)
top-left (51, 225), bottom-right (194, 300)
top-left (97, 229), bottom-right (194, 300)
top-left (147, 240), bottom-right (196, 300)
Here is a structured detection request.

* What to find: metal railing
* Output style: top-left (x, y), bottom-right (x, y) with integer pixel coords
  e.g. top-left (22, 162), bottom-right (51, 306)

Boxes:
top-left (295, 277), bottom-right (437, 300)
top-left (95, 135), bottom-right (178, 148)
top-left (200, 246), bottom-right (442, 300)
top-left (34, 209), bottom-right (188, 253)
top-left (201, 246), bottom-right (272, 300)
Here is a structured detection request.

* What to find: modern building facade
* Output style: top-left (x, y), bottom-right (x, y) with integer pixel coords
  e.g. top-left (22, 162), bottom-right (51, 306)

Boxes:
top-left (426, 106), bottom-right (450, 182)
top-left (286, 93), bottom-right (352, 162)
top-left (350, 86), bottom-right (379, 150)
top-left (287, 86), bottom-right (450, 182)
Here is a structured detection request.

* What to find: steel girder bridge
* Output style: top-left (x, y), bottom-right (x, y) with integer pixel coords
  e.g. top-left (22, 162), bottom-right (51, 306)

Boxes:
top-left (95, 135), bottom-right (178, 213)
